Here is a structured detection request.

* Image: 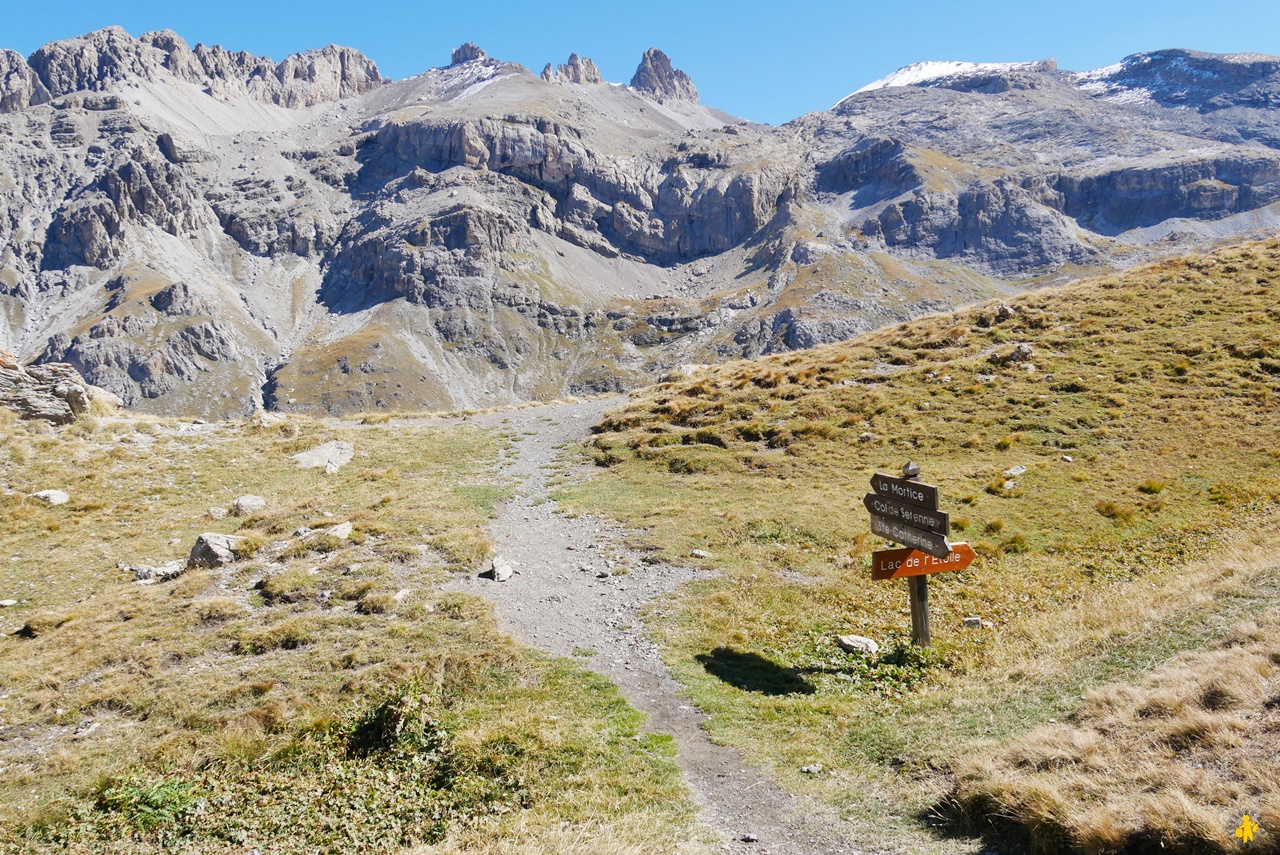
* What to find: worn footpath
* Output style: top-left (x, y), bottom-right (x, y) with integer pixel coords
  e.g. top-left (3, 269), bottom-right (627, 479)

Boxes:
top-left (441, 397), bottom-right (875, 854)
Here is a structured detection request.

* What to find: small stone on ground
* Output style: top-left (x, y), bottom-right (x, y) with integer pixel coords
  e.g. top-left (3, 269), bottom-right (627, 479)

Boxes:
top-left (232, 495), bottom-right (266, 516)
top-left (836, 634), bottom-right (880, 655)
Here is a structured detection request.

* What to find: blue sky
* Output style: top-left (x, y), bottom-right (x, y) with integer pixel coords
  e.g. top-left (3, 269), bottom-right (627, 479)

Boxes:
top-left (6, 0), bottom-right (1280, 125)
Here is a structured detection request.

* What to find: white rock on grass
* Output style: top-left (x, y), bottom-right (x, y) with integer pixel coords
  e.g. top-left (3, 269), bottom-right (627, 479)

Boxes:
top-left (690, 549), bottom-right (712, 559)
top-left (232, 495), bottom-right (266, 516)
top-left (188, 533), bottom-right (246, 568)
top-left (835, 634), bottom-right (880, 655)
top-left (290, 441), bottom-right (354, 471)
top-left (0, 599), bottom-right (17, 607)
top-left (327, 521), bottom-right (353, 540)
top-left (1004, 465), bottom-right (1027, 477)
top-left (30, 490), bottom-right (69, 505)
top-left (207, 507), bottom-right (228, 520)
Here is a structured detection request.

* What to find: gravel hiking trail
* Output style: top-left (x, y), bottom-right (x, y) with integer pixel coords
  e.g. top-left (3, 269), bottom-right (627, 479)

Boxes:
top-left (441, 397), bottom-right (878, 855)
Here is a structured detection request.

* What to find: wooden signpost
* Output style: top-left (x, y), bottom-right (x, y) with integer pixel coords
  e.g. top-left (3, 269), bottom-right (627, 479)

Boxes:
top-left (867, 462), bottom-right (975, 646)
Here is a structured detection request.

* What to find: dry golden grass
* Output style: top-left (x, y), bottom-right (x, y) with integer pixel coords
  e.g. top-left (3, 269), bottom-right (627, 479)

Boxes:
top-left (0, 413), bottom-right (693, 852)
top-left (560, 236), bottom-right (1280, 851)
top-left (950, 613), bottom-right (1280, 853)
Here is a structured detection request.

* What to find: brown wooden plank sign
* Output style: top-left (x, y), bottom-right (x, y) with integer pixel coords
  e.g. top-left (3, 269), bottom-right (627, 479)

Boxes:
top-left (867, 462), bottom-right (974, 646)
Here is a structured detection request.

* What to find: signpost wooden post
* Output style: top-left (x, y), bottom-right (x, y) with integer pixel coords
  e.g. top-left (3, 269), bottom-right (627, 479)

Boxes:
top-left (867, 462), bottom-right (974, 646)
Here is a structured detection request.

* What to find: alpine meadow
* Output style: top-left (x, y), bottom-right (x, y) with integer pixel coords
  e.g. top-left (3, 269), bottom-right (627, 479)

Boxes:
top-left (2, 22), bottom-right (1280, 855)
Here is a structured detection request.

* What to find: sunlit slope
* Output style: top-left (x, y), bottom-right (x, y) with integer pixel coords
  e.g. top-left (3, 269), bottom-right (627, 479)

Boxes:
top-left (567, 236), bottom-right (1280, 852)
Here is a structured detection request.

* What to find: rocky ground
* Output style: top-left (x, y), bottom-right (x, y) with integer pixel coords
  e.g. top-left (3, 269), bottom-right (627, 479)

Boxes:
top-left (441, 397), bottom-right (879, 854)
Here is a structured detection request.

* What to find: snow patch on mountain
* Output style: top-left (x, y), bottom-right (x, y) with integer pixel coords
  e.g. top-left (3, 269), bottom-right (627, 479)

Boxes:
top-left (851, 60), bottom-right (1048, 96)
top-left (1070, 50), bottom-right (1280, 107)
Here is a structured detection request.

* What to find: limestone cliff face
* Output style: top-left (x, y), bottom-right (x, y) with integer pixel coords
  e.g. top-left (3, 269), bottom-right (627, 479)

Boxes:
top-left (4, 31), bottom-right (1280, 417)
top-left (12, 27), bottom-right (381, 111)
top-left (366, 114), bottom-right (793, 264)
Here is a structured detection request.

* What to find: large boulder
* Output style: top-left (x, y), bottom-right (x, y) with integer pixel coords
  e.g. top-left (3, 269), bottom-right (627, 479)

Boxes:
top-left (0, 353), bottom-right (91, 425)
top-left (188, 533), bottom-right (246, 568)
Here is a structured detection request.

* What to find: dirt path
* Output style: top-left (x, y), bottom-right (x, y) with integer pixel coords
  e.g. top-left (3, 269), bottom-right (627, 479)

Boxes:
top-left (441, 397), bottom-right (874, 855)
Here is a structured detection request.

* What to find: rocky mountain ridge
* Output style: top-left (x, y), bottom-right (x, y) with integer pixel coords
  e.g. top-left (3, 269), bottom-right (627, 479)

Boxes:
top-left (3, 28), bottom-right (1280, 417)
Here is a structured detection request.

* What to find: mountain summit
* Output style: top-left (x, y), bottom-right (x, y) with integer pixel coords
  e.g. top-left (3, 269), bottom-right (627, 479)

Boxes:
top-left (3, 29), bottom-right (1280, 417)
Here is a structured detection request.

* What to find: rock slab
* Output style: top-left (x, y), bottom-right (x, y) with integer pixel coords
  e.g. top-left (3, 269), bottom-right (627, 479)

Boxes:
top-left (290, 441), bottom-right (354, 471)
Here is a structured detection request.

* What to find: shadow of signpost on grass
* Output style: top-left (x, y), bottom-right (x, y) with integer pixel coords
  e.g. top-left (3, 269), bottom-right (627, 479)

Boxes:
top-left (695, 647), bottom-right (816, 696)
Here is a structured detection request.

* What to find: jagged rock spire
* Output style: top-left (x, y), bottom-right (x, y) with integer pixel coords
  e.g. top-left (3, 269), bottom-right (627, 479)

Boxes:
top-left (630, 48), bottom-right (697, 104)
top-left (541, 53), bottom-right (603, 84)
top-left (450, 43), bottom-right (487, 66)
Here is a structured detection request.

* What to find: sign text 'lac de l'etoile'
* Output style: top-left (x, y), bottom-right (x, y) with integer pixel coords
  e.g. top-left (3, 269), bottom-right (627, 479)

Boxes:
top-left (865, 462), bottom-right (975, 645)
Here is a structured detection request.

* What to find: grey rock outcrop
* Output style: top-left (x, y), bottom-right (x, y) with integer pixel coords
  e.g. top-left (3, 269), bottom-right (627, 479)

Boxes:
top-left (0, 50), bottom-right (50, 111)
top-left (630, 48), bottom-right (698, 103)
top-left (28, 26), bottom-right (157, 96)
top-left (547, 54), bottom-right (603, 85)
top-left (451, 43), bottom-right (487, 66)
top-left (44, 314), bottom-right (244, 406)
top-left (1078, 49), bottom-right (1280, 111)
top-left (11, 26), bottom-right (380, 112)
top-left (0, 353), bottom-right (90, 424)
top-left (30, 489), bottom-right (70, 505)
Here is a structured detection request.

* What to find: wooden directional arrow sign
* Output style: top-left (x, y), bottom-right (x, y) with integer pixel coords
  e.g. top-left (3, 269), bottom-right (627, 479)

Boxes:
top-left (862, 493), bottom-right (949, 535)
top-left (869, 513), bottom-right (952, 559)
top-left (871, 543), bottom-right (976, 580)
top-left (870, 473), bottom-right (939, 511)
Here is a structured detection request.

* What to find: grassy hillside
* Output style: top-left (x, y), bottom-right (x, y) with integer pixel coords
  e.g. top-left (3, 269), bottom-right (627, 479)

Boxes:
top-left (568, 237), bottom-right (1280, 852)
top-left (0, 413), bottom-right (694, 853)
